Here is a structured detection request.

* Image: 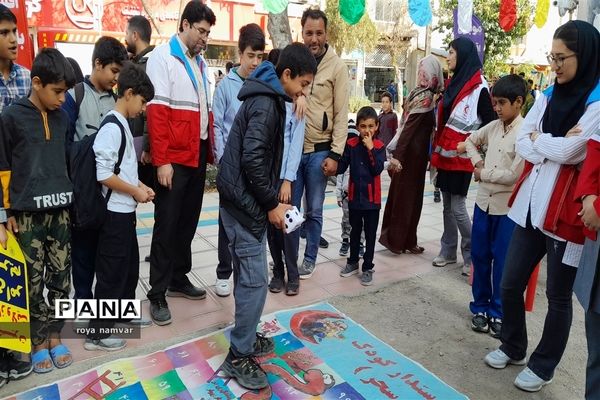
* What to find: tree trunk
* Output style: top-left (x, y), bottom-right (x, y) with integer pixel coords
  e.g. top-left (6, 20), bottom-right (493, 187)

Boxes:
top-left (268, 6), bottom-right (293, 49)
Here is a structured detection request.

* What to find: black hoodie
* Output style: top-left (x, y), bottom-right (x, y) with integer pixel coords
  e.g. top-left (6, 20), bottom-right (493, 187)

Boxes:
top-left (0, 97), bottom-right (73, 212)
top-left (216, 61), bottom-right (291, 239)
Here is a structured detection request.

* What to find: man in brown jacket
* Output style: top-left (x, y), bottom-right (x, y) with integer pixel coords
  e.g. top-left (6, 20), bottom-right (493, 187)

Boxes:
top-left (294, 8), bottom-right (349, 279)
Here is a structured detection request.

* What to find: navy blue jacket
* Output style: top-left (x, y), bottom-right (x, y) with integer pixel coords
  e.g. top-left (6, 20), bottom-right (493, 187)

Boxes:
top-left (336, 136), bottom-right (385, 210)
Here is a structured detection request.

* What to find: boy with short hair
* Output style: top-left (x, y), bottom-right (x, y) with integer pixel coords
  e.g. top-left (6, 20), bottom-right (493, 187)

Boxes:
top-left (213, 23), bottom-right (265, 298)
top-left (0, 4), bottom-right (30, 114)
top-left (62, 36), bottom-right (128, 301)
top-left (216, 43), bottom-right (316, 390)
top-left (337, 107), bottom-right (386, 286)
top-left (85, 64), bottom-right (155, 351)
top-left (457, 74), bottom-right (526, 338)
top-left (0, 48), bottom-right (77, 374)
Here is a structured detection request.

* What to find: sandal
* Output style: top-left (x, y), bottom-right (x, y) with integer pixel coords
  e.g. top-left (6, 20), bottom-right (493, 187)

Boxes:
top-left (405, 246), bottom-right (425, 254)
top-left (50, 344), bottom-right (73, 369)
top-left (31, 349), bottom-right (54, 374)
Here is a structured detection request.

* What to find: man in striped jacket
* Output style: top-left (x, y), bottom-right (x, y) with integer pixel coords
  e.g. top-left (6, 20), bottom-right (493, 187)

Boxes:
top-left (145, 1), bottom-right (216, 326)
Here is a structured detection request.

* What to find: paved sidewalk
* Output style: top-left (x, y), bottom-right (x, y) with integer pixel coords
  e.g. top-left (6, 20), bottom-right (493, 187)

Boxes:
top-left (6, 173), bottom-right (481, 396)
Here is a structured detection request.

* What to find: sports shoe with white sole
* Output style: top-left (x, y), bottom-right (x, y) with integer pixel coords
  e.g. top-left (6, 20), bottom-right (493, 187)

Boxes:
top-left (514, 367), bottom-right (552, 392)
top-left (432, 256), bottom-right (457, 267)
top-left (215, 279), bottom-right (231, 297)
top-left (84, 335), bottom-right (126, 351)
top-left (484, 349), bottom-right (526, 369)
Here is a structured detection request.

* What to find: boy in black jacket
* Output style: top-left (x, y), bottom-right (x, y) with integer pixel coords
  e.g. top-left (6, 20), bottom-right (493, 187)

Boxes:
top-left (0, 49), bottom-right (76, 374)
top-left (216, 43), bottom-right (316, 390)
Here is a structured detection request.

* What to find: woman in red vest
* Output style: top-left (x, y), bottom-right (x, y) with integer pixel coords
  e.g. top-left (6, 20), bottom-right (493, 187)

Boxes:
top-left (430, 37), bottom-right (495, 274)
top-left (484, 21), bottom-right (600, 393)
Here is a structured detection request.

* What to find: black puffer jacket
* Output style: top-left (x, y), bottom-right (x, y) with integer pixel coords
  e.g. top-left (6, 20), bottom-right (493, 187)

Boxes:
top-left (216, 62), bottom-right (291, 239)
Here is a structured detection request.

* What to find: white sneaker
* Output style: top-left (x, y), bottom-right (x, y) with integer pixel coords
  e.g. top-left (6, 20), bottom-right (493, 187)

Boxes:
top-left (514, 367), bottom-right (552, 392)
top-left (215, 279), bottom-right (231, 297)
top-left (116, 317), bottom-right (153, 329)
top-left (432, 256), bottom-right (457, 267)
top-left (84, 335), bottom-right (127, 351)
top-left (484, 349), bottom-right (527, 369)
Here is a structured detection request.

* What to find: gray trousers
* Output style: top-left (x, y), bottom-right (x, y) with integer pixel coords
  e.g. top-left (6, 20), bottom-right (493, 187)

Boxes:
top-left (440, 191), bottom-right (472, 266)
top-left (220, 207), bottom-right (268, 357)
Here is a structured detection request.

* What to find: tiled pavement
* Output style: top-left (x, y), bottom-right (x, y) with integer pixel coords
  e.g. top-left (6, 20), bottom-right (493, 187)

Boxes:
top-left (66, 173), bottom-right (478, 366)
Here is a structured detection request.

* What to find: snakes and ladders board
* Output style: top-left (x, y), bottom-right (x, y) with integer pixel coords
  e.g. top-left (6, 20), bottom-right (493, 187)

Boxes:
top-left (7, 303), bottom-right (468, 400)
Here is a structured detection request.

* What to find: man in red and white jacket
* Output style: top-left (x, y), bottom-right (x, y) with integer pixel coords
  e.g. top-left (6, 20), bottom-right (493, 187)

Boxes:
top-left (145, 0), bottom-right (216, 326)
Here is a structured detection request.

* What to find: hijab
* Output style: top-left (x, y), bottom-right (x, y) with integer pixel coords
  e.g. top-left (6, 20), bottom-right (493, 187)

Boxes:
top-left (405, 55), bottom-right (444, 115)
top-left (542, 20), bottom-right (600, 137)
top-left (442, 37), bottom-right (482, 124)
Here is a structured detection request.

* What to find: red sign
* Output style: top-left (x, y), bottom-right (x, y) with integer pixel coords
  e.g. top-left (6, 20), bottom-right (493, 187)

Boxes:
top-left (0, 0), bottom-right (33, 69)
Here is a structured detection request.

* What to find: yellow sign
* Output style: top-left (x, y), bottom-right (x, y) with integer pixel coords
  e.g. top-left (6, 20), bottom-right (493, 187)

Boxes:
top-left (0, 231), bottom-right (30, 353)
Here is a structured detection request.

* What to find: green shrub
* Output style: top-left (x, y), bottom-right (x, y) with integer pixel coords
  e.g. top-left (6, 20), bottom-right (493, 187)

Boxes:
top-left (349, 96), bottom-right (372, 113)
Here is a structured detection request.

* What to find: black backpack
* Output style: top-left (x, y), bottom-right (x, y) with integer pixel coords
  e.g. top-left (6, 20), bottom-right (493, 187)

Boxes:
top-left (69, 113), bottom-right (126, 230)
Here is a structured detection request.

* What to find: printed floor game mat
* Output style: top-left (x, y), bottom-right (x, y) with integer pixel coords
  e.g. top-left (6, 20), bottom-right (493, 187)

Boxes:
top-left (8, 303), bottom-right (468, 400)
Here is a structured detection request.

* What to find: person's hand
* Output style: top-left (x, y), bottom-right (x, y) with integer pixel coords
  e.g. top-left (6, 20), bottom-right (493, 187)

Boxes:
top-left (474, 166), bottom-right (482, 182)
top-left (157, 164), bottom-right (174, 190)
top-left (0, 224), bottom-right (7, 250)
top-left (389, 158), bottom-right (402, 172)
top-left (474, 160), bottom-right (484, 169)
top-left (321, 158), bottom-right (338, 177)
top-left (268, 203), bottom-right (293, 230)
top-left (362, 132), bottom-right (374, 150)
top-left (279, 180), bottom-right (292, 204)
top-left (579, 195), bottom-right (600, 231)
top-left (294, 95), bottom-right (307, 120)
top-left (530, 131), bottom-right (540, 142)
top-left (456, 142), bottom-right (467, 154)
top-left (566, 124), bottom-right (582, 138)
top-left (140, 183), bottom-right (155, 202)
top-left (337, 200), bottom-right (343, 207)
top-left (141, 151), bottom-right (152, 165)
top-left (6, 216), bottom-right (18, 234)
top-left (133, 187), bottom-right (151, 203)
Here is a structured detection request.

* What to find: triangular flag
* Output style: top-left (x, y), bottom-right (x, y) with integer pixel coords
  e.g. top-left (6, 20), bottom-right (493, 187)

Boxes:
top-left (499, 0), bottom-right (518, 32)
top-left (409, 0), bottom-right (433, 26)
top-left (457, 0), bottom-right (473, 34)
top-left (534, 0), bottom-right (550, 28)
top-left (340, 0), bottom-right (365, 25)
top-left (262, 0), bottom-right (288, 14)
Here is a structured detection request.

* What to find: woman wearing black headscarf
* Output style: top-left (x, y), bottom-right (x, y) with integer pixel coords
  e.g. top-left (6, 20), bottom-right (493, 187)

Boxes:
top-left (430, 37), bottom-right (495, 273)
top-left (484, 21), bottom-right (600, 393)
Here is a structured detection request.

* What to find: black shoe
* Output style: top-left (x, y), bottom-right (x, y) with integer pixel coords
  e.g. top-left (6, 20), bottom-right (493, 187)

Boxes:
top-left (471, 313), bottom-right (489, 333)
top-left (221, 353), bottom-right (268, 389)
top-left (253, 333), bottom-right (274, 356)
top-left (167, 283), bottom-right (207, 300)
top-left (319, 236), bottom-right (329, 249)
top-left (489, 318), bottom-right (502, 339)
top-left (433, 190), bottom-right (441, 203)
top-left (286, 281), bottom-right (299, 296)
top-left (150, 298), bottom-right (172, 326)
top-left (268, 277), bottom-right (284, 293)
top-left (6, 352), bottom-right (32, 380)
top-left (145, 254), bottom-right (151, 262)
top-left (339, 240), bottom-right (350, 256)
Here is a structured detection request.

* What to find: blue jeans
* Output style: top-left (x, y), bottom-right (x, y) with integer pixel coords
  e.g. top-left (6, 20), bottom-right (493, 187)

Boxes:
top-left (470, 205), bottom-right (515, 319)
top-left (292, 151), bottom-right (329, 264)
top-left (220, 207), bottom-right (268, 357)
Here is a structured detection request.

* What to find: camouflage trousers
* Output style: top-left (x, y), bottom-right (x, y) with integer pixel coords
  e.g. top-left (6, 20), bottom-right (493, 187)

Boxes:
top-left (15, 208), bottom-right (71, 346)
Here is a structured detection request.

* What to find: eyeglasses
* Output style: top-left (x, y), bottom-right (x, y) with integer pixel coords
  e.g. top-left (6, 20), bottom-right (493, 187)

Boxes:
top-left (192, 24), bottom-right (210, 39)
top-left (546, 53), bottom-right (576, 68)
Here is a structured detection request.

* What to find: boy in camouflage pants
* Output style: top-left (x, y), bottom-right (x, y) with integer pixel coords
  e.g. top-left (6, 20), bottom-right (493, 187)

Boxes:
top-left (0, 49), bottom-right (77, 374)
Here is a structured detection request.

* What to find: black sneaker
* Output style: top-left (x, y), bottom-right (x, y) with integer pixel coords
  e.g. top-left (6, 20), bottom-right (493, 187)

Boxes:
top-left (471, 313), bottom-right (489, 333)
top-left (268, 277), bottom-right (284, 293)
top-left (433, 189), bottom-right (441, 203)
top-left (221, 353), bottom-right (268, 389)
top-left (489, 317), bottom-right (502, 339)
top-left (339, 240), bottom-right (350, 256)
top-left (360, 270), bottom-right (373, 286)
top-left (340, 262), bottom-right (359, 277)
top-left (6, 352), bottom-right (32, 380)
top-left (150, 298), bottom-right (172, 326)
top-left (319, 236), bottom-right (329, 249)
top-left (253, 333), bottom-right (274, 356)
top-left (167, 283), bottom-right (207, 300)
